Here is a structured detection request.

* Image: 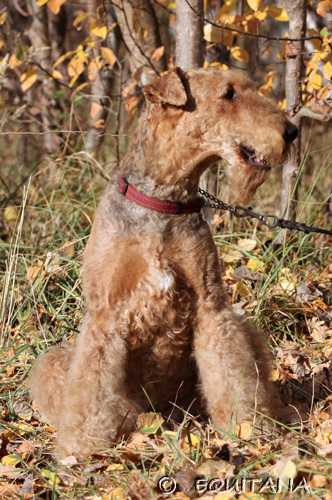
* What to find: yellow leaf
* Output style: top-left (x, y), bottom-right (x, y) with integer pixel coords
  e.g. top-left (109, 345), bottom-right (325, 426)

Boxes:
top-left (70, 81), bottom-right (91, 99)
top-left (20, 69), bottom-right (38, 92)
top-left (247, 0), bottom-right (261, 11)
top-left (309, 71), bottom-right (322, 90)
top-left (0, 12), bottom-right (7, 24)
top-left (268, 6), bottom-right (288, 21)
top-left (53, 50), bottom-right (75, 68)
top-left (67, 52), bottom-right (88, 78)
top-left (0, 40), bottom-right (3, 50)
top-left (316, 85), bottom-right (329, 100)
top-left (36, 0), bottom-right (48, 5)
top-left (51, 69), bottom-right (63, 79)
top-left (101, 47), bottom-right (116, 66)
top-left (87, 58), bottom-right (102, 81)
top-left (235, 422), bottom-right (253, 440)
top-left (204, 24), bottom-right (234, 47)
top-left (323, 61), bottom-right (332, 80)
top-left (233, 281), bottom-right (252, 299)
top-left (137, 412), bottom-right (164, 434)
top-left (69, 75), bottom-right (79, 88)
top-left (231, 46), bottom-right (249, 63)
top-left (185, 433), bottom-right (200, 447)
top-left (91, 24), bottom-right (107, 40)
top-left (312, 50), bottom-right (328, 63)
top-left (247, 258), bottom-right (264, 271)
top-left (42, 470), bottom-right (60, 484)
top-left (168, 2), bottom-right (176, 9)
top-left (308, 29), bottom-right (322, 51)
top-left (93, 118), bottom-right (105, 129)
top-left (73, 12), bottom-right (90, 29)
top-left (47, 0), bottom-right (67, 15)
top-left (209, 62), bottom-right (229, 70)
top-left (4, 206), bottom-right (18, 225)
top-left (16, 423), bottom-right (34, 435)
top-left (216, 0), bottom-right (236, 18)
top-left (253, 6), bottom-right (269, 20)
top-left (1, 454), bottom-right (21, 466)
top-left (259, 69), bottom-right (278, 97)
top-left (278, 98), bottom-right (286, 110)
top-left (107, 487), bottom-right (126, 500)
top-left (320, 411), bottom-right (330, 421)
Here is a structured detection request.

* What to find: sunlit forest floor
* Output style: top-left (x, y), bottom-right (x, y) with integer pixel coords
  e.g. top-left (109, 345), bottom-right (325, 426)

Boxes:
top-left (0, 121), bottom-right (332, 499)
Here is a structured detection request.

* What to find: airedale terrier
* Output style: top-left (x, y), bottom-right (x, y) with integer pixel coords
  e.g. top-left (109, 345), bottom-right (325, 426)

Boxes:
top-left (28, 68), bottom-right (298, 459)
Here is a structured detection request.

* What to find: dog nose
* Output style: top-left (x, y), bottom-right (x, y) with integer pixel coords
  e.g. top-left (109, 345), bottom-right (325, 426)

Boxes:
top-left (284, 124), bottom-right (298, 142)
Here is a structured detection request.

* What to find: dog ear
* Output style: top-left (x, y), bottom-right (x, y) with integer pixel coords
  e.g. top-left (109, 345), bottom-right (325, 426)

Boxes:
top-left (143, 67), bottom-right (188, 107)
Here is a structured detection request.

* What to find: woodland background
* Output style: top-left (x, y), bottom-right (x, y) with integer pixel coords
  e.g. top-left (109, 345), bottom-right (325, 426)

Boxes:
top-left (1, 0), bottom-right (332, 499)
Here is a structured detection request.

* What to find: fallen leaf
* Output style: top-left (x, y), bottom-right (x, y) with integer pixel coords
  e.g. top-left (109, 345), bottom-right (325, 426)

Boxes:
top-left (308, 317), bottom-right (332, 342)
top-left (273, 457), bottom-right (297, 482)
top-left (137, 412), bottom-right (164, 434)
top-left (59, 242), bottom-right (75, 259)
top-left (41, 469), bottom-right (60, 484)
top-left (15, 440), bottom-right (34, 456)
top-left (13, 400), bottom-right (33, 421)
top-left (1, 454), bottom-right (21, 466)
top-left (237, 238), bottom-right (257, 252)
top-left (26, 260), bottom-right (43, 282)
top-left (4, 206), bottom-right (18, 225)
top-left (235, 422), bottom-right (253, 440)
top-left (59, 455), bottom-right (78, 466)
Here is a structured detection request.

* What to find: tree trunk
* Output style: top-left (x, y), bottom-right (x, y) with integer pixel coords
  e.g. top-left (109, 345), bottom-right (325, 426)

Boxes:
top-left (175, 0), bottom-right (204, 69)
top-left (86, 0), bottom-right (117, 154)
top-left (279, 0), bottom-right (306, 221)
top-left (28, 0), bottom-right (61, 180)
top-left (111, 0), bottom-right (166, 85)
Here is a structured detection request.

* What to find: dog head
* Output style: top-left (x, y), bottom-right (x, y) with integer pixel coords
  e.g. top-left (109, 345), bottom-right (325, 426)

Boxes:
top-left (141, 67), bottom-right (297, 203)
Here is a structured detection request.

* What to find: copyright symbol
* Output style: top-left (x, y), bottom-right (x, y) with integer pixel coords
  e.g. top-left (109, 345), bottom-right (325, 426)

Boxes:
top-left (157, 476), bottom-right (177, 494)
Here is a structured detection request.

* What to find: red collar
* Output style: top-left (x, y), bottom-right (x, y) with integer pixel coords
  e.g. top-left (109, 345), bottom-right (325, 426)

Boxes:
top-left (119, 176), bottom-right (204, 215)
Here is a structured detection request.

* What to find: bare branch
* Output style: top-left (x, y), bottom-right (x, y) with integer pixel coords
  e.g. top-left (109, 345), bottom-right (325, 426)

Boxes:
top-left (184, 0), bottom-right (323, 44)
top-left (296, 106), bottom-right (332, 122)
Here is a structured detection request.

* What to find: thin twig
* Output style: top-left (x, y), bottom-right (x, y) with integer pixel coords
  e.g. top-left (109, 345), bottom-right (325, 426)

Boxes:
top-left (0, 131), bottom-right (128, 137)
top-left (184, 0), bottom-right (323, 44)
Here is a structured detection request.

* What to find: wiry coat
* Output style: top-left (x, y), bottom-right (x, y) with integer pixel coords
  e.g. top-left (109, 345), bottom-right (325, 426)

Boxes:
top-left (28, 68), bottom-right (296, 459)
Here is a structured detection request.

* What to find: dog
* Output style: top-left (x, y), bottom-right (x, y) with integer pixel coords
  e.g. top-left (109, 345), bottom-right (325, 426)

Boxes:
top-left (28, 67), bottom-right (298, 459)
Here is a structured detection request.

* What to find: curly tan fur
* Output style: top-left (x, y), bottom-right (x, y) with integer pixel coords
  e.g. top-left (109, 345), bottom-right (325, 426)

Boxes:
top-left (28, 68), bottom-right (297, 459)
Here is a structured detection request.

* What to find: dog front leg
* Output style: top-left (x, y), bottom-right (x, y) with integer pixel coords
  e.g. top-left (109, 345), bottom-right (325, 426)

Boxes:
top-left (194, 302), bottom-right (280, 432)
top-left (56, 315), bottom-right (140, 459)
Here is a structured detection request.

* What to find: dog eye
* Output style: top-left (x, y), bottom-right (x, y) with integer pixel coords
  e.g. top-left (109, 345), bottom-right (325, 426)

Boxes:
top-left (223, 89), bottom-right (236, 100)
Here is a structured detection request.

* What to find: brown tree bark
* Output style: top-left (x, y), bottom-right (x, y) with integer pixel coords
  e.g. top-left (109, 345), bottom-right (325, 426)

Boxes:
top-left (27, 0), bottom-right (61, 180)
top-left (111, 0), bottom-right (166, 85)
top-left (86, 0), bottom-right (117, 154)
top-left (279, 0), bottom-right (306, 221)
top-left (175, 0), bottom-right (204, 69)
